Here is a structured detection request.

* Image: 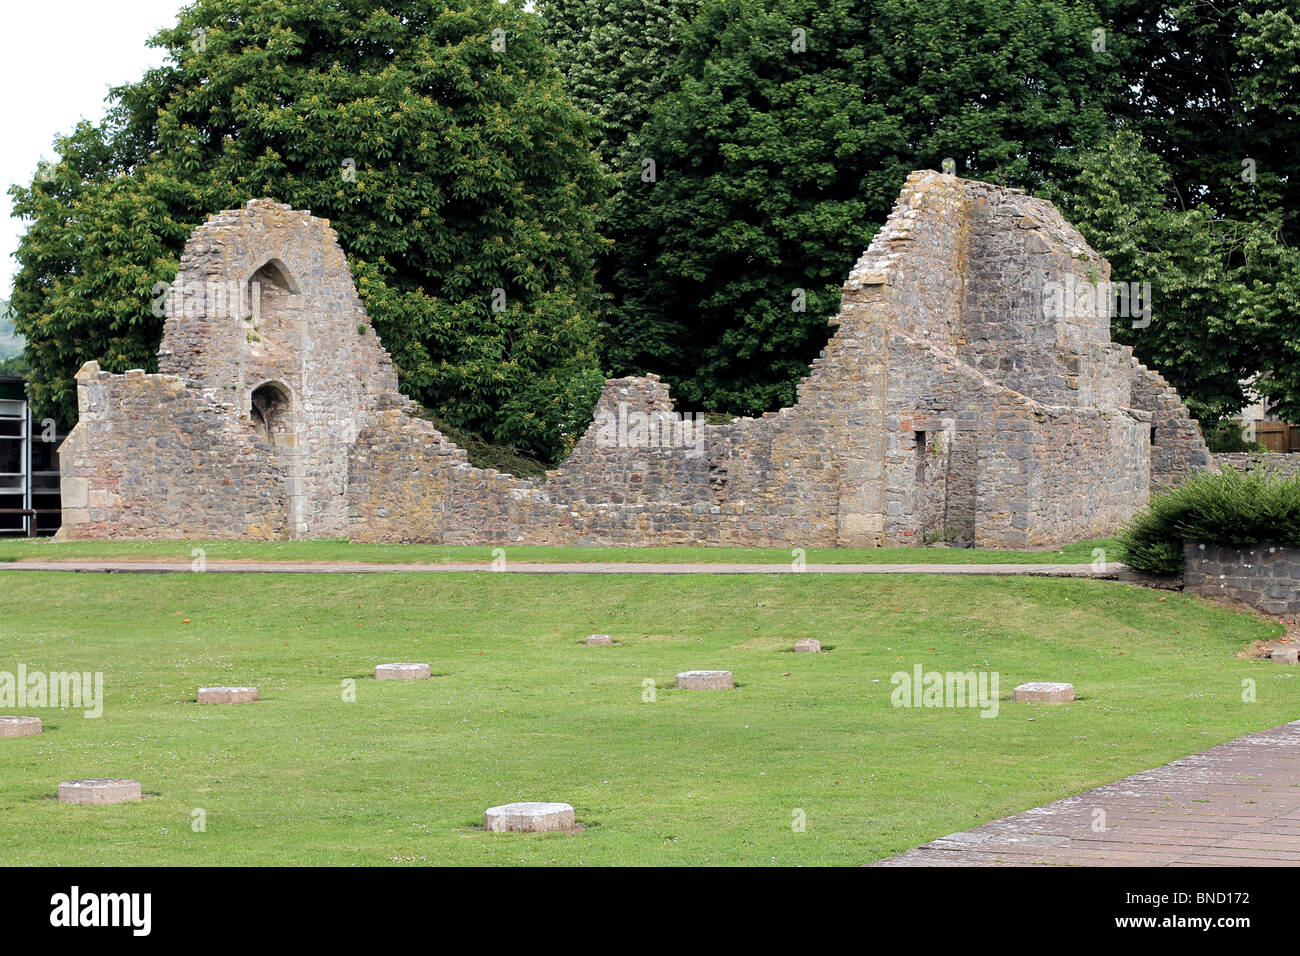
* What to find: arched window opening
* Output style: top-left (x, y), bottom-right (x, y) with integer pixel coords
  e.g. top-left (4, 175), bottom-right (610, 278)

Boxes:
top-left (246, 259), bottom-right (299, 328)
top-left (250, 382), bottom-right (291, 447)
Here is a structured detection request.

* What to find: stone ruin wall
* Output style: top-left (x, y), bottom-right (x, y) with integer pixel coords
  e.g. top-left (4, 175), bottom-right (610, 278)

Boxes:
top-left (349, 171), bottom-right (1206, 548)
top-left (154, 201), bottom-right (411, 537)
top-left (60, 202), bottom-right (413, 540)
top-left (1211, 452), bottom-right (1300, 478)
top-left (1184, 542), bottom-right (1300, 617)
top-left (59, 173), bottom-right (1212, 548)
top-left (58, 368), bottom-right (288, 540)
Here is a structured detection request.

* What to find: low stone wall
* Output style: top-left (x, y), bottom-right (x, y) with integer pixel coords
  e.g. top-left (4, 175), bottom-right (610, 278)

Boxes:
top-left (1183, 541), bottom-right (1300, 617)
top-left (1212, 453), bottom-right (1300, 478)
top-left (59, 365), bottom-right (287, 539)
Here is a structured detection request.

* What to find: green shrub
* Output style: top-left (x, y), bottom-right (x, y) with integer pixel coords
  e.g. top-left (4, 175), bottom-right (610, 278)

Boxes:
top-left (1117, 467), bottom-right (1300, 575)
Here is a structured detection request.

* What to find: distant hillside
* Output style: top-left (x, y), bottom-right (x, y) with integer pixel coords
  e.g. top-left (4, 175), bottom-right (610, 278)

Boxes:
top-left (0, 299), bottom-right (24, 360)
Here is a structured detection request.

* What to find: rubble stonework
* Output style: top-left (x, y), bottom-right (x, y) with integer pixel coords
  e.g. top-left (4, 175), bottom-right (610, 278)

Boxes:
top-left (1212, 453), bottom-right (1300, 479)
top-left (1183, 542), bottom-right (1300, 617)
top-left (58, 174), bottom-right (1211, 548)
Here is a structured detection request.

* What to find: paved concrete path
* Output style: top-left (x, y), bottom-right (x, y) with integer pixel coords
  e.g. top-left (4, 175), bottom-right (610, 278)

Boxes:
top-left (0, 559), bottom-right (1123, 576)
top-left (873, 720), bottom-right (1300, 867)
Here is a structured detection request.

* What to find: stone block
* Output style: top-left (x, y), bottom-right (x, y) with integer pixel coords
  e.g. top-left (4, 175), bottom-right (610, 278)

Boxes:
top-left (676, 670), bottom-right (734, 690)
top-left (484, 801), bottom-right (575, 833)
top-left (375, 663), bottom-right (431, 680)
top-left (584, 634), bottom-right (613, 646)
top-left (1271, 646), bottom-right (1298, 665)
top-left (61, 477), bottom-right (88, 509)
top-left (1013, 682), bottom-right (1075, 703)
top-left (197, 686), bottom-right (259, 704)
top-left (58, 779), bottom-right (142, 804)
top-left (0, 716), bottom-right (42, 738)
top-left (794, 639), bottom-right (821, 653)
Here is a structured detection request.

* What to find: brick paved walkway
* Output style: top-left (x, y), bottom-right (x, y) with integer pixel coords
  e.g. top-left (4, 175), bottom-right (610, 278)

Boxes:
top-left (873, 720), bottom-right (1300, 867)
top-left (1, 559), bottom-right (1121, 576)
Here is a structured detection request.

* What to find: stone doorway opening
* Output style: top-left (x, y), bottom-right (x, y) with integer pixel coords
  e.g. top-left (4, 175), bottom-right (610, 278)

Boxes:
top-left (249, 380), bottom-right (305, 538)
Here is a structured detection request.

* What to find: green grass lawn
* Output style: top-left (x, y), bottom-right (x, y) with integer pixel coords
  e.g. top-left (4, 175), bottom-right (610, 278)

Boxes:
top-left (0, 569), bottom-right (1293, 866)
top-left (0, 537), bottom-right (1115, 565)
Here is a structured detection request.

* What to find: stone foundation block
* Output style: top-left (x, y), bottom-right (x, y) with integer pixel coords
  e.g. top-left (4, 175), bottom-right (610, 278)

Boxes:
top-left (375, 663), bottom-right (431, 680)
top-left (585, 634), bottom-right (613, 646)
top-left (0, 716), bottom-right (42, 737)
top-left (484, 801), bottom-right (575, 833)
top-left (1013, 682), bottom-right (1075, 703)
top-left (197, 686), bottom-right (259, 704)
top-left (794, 639), bottom-right (821, 653)
top-left (58, 779), bottom-right (142, 804)
top-left (1271, 647), bottom-right (1298, 665)
top-left (676, 670), bottom-right (734, 690)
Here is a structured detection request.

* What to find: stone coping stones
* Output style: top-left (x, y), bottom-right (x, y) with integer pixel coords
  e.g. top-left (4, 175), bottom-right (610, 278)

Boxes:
top-left (1013, 682), bottom-right (1075, 703)
top-left (375, 663), bottom-right (431, 680)
top-left (676, 670), bottom-right (734, 690)
top-left (197, 686), bottom-right (258, 704)
top-left (0, 716), bottom-right (42, 737)
top-left (58, 779), bottom-right (142, 805)
top-left (794, 639), bottom-right (821, 653)
top-left (1271, 646), bottom-right (1298, 665)
top-left (584, 634), bottom-right (613, 646)
top-left (484, 801), bottom-right (575, 833)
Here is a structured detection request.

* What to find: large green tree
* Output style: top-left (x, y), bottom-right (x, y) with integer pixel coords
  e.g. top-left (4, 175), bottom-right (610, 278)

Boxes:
top-left (1067, 2), bottom-right (1300, 423)
top-left (1047, 129), bottom-right (1299, 425)
top-left (9, 0), bottom-right (609, 460)
top-left (538, 0), bottom-right (701, 372)
top-left (606, 0), bottom-right (1124, 414)
top-left (538, 0), bottom-right (700, 170)
top-left (1102, 1), bottom-right (1300, 240)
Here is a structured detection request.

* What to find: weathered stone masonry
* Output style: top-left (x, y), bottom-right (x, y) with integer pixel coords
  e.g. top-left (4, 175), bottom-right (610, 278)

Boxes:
top-left (1183, 542), bottom-right (1300, 618)
top-left (58, 172), bottom-right (1211, 547)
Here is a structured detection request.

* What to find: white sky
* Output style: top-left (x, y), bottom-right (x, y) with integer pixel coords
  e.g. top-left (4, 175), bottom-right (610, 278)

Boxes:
top-left (0, 1), bottom-right (188, 300)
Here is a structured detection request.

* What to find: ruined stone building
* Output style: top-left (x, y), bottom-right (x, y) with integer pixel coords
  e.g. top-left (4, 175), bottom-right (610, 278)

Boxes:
top-left (57, 171), bottom-right (1210, 548)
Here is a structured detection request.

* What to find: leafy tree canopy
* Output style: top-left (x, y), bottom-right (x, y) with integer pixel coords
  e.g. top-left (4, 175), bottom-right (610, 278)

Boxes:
top-left (1066, 1), bottom-right (1300, 423)
top-left (539, 0), bottom-right (700, 171)
top-left (9, 0), bottom-right (609, 460)
top-left (1047, 128), bottom-right (1300, 425)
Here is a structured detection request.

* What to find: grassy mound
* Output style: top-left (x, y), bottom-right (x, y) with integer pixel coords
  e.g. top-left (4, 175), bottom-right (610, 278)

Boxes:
top-left (1118, 467), bottom-right (1300, 575)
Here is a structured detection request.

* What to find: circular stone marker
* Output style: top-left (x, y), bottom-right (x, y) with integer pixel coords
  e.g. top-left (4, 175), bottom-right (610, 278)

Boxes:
top-left (484, 801), bottom-right (575, 833)
top-left (794, 639), bottom-right (821, 653)
top-left (375, 663), bottom-right (431, 680)
top-left (1013, 682), bottom-right (1075, 703)
top-left (58, 779), bottom-right (142, 805)
top-left (676, 670), bottom-right (734, 690)
top-left (585, 634), bottom-right (613, 646)
top-left (197, 686), bottom-right (258, 704)
top-left (0, 716), bottom-right (42, 738)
